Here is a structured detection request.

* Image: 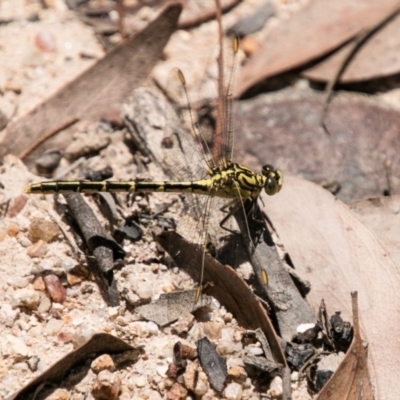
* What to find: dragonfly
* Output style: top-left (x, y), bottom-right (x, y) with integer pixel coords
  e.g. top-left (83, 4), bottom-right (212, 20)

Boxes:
top-left (24, 38), bottom-right (283, 302)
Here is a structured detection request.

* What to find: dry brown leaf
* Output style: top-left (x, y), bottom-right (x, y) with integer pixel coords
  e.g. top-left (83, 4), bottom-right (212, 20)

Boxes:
top-left (263, 175), bottom-right (400, 398)
top-left (0, 2), bottom-right (182, 166)
top-left (7, 333), bottom-right (140, 400)
top-left (156, 231), bottom-right (287, 366)
top-left (233, 91), bottom-right (400, 203)
top-left (234, 0), bottom-right (400, 96)
top-left (316, 292), bottom-right (374, 400)
top-left (350, 196), bottom-right (400, 263)
top-left (303, 9), bottom-right (400, 83)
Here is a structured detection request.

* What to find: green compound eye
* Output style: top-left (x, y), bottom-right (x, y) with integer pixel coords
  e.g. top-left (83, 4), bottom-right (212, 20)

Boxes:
top-left (262, 165), bottom-right (283, 196)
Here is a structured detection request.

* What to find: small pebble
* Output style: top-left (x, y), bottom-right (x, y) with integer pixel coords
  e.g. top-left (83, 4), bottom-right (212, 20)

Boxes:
top-left (37, 359), bottom-right (49, 372)
top-left (9, 276), bottom-right (31, 289)
top-left (1, 335), bottom-right (29, 359)
top-left (57, 326), bottom-right (75, 343)
top-left (33, 276), bottom-right (46, 291)
top-left (73, 325), bottom-right (96, 348)
top-left (12, 288), bottom-right (40, 310)
top-left (45, 388), bottom-right (69, 400)
top-left (146, 321), bottom-right (159, 335)
top-left (129, 321), bottom-right (149, 338)
top-left (228, 365), bottom-right (247, 382)
top-left (7, 195), bottom-right (28, 218)
top-left (267, 376), bottom-right (283, 398)
top-left (37, 294), bottom-right (52, 313)
top-left (17, 319), bottom-right (30, 331)
top-left (245, 345), bottom-right (263, 356)
top-left (35, 150), bottom-right (62, 173)
top-left (136, 282), bottom-right (153, 300)
top-left (27, 240), bottom-right (48, 258)
top-left (91, 354), bottom-right (115, 373)
top-left (107, 307), bottom-right (119, 320)
top-left (27, 356), bottom-right (40, 371)
top-left (166, 382), bottom-right (187, 400)
top-left (223, 382), bottom-right (243, 400)
top-left (0, 304), bottom-right (20, 327)
top-left (13, 362), bottom-right (28, 371)
top-left (130, 374), bottom-right (147, 388)
top-left (28, 219), bottom-right (60, 243)
top-left (183, 362), bottom-right (209, 396)
top-left (91, 370), bottom-right (121, 400)
top-left (45, 318), bottom-right (63, 336)
top-left (6, 222), bottom-right (19, 237)
top-left (223, 312), bottom-right (233, 323)
top-left (17, 234), bottom-right (32, 247)
top-left (40, 259), bottom-right (54, 270)
top-left (44, 274), bottom-right (66, 303)
top-left (34, 30), bottom-right (56, 52)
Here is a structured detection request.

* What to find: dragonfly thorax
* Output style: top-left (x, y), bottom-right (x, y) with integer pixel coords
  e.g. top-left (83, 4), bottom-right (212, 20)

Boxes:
top-left (208, 162), bottom-right (282, 200)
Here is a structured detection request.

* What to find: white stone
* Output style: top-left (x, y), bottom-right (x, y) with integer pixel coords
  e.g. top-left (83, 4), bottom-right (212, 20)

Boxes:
top-left (223, 382), bottom-right (243, 400)
top-left (1, 335), bottom-right (29, 359)
top-left (17, 319), bottom-right (30, 331)
top-left (267, 376), bottom-right (283, 398)
top-left (37, 359), bottom-right (49, 372)
top-left (131, 374), bottom-right (147, 388)
top-left (291, 371), bottom-right (299, 382)
top-left (136, 282), bottom-right (153, 300)
top-left (245, 346), bottom-right (263, 356)
top-left (146, 321), bottom-right (159, 335)
top-left (72, 325), bottom-right (96, 348)
top-left (156, 365), bottom-right (167, 377)
top-left (297, 323), bottom-right (316, 333)
top-left (107, 307), bottom-right (119, 320)
top-left (45, 318), bottom-right (63, 335)
top-left (0, 303), bottom-right (20, 327)
top-left (39, 259), bottom-right (53, 270)
top-left (129, 321), bottom-right (149, 338)
top-left (8, 276), bottom-right (32, 288)
top-left (11, 288), bottom-right (40, 309)
top-left (37, 294), bottom-right (52, 313)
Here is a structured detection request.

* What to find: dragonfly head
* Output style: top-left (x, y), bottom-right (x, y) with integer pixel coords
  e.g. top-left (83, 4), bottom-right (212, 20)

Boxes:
top-left (262, 164), bottom-right (283, 195)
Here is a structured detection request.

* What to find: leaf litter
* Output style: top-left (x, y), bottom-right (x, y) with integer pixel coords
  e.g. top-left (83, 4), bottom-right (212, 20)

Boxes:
top-left (2, 0), bottom-right (400, 398)
top-left (265, 176), bottom-right (400, 398)
top-left (234, 0), bottom-right (400, 96)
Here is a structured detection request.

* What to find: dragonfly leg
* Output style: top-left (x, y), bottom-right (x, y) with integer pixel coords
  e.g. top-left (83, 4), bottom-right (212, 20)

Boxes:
top-left (219, 199), bottom-right (242, 234)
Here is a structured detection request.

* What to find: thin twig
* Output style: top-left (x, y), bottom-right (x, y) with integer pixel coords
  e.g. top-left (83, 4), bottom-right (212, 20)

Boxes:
top-left (321, 4), bottom-right (400, 134)
top-left (213, 0), bottom-right (225, 164)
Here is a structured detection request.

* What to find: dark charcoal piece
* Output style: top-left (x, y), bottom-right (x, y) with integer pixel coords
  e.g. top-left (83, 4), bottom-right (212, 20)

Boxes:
top-left (114, 220), bottom-right (143, 242)
top-left (243, 355), bottom-right (282, 378)
top-left (315, 369), bottom-right (334, 392)
top-left (285, 342), bottom-right (315, 370)
top-left (197, 337), bottom-right (227, 392)
top-left (173, 342), bottom-right (188, 370)
top-left (64, 193), bottom-right (125, 306)
top-left (293, 323), bottom-right (322, 344)
top-left (84, 166), bottom-right (113, 181)
top-left (330, 312), bottom-right (353, 351)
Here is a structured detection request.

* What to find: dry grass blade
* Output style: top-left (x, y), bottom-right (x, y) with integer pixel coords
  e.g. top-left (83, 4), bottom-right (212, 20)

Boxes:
top-left (0, 2), bottom-right (182, 165)
top-left (316, 292), bottom-right (374, 399)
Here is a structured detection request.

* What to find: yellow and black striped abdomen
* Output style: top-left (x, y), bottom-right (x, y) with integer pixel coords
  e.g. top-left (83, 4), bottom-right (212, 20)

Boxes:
top-left (25, 179), bottom-right (215, 195)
